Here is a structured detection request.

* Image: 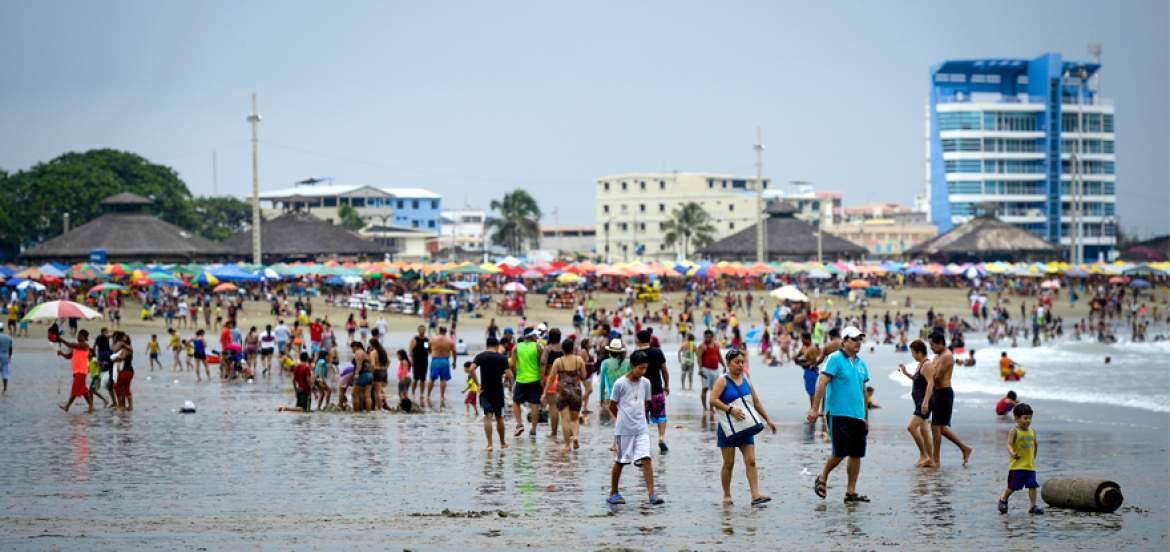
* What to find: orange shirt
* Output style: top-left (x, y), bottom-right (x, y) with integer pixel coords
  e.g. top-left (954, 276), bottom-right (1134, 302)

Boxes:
top-left (71, 347), bottom-right (90, 375)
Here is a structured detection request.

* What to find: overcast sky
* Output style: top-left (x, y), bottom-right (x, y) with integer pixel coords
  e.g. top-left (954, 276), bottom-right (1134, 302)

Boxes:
top-left (2, 0), bottom-right (1167, 237)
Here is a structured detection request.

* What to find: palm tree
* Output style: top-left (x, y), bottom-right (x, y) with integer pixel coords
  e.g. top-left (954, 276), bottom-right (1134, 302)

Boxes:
top-left (486, 189), bottom-right (542, 254)
top-left (662, 202), bottom-right (716, 259)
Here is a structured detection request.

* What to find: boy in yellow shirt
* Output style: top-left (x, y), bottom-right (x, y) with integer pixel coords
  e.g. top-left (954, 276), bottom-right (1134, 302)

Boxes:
top-left (147, 334), bottom-right (162, 371)
top-left (998, 403), bottom-right (1043, 515)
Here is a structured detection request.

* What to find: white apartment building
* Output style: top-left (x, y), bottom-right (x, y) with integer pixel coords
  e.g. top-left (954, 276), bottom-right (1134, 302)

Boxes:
top-left (437, 209), bottom-right (487, 253)
top-left (594, 172), bottom-right (773, 261)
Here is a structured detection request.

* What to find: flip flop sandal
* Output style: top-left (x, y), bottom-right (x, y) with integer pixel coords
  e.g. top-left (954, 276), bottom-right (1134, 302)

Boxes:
top-left (843, 493), bottom-right (871, 503)
top-left (607, 493), bottom-right (626, 505)
top-left (814, 478), bottom-right (827, 499)
top-left (751, 496), bottom-right (772, 506)
top-left (514, 427), bottom-right (525, 437)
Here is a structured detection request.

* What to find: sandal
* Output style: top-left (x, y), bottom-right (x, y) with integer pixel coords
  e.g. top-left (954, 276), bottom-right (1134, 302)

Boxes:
top-left (843, 493), bottom-right (870, 503)
top-left (607, 493), bottom-right (626, 505)
top-left (751, 496), bottom-right (772, 506)
top-left (514, 426), bottom-right (525, 438)
top-left (814, 477), bottom-right (827, 499)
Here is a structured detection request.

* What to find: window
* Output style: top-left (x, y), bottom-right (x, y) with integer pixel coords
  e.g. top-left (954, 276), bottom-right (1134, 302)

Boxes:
top-left (323, 197), bottom-right (337, 207)
top-left (722, 180), bottom-right (728, 189)
top-left (659, 181), bottom-right (665, 190)
top-left (621, 182), bottom-right (628, 191)
top-left (621, 204), bottom-right (628, 213)
top-left (732, 180), bottom-right (747, 189)
top-left (938, 111), bottom-right (981, 131)
top-left (659, 222), bottom-right (666, 230)
top-left (639, 223), bottom-right (646, 231)
top-left (412, 200), bottom-right (419, 209)
top-left (431, 200), bottom-right (438, 209)
top-left (396, 200), bottom-right (404, 209)
top-left (708, 180), bottom-right (714, 189)
top-left (1103, 114), bottom-right (1114, 133)
top-left (639, 181), bottom-right (646, 190)
top-left (604, 182), bottom-right (610, 191)
top-left (639, 204), bottom-right (646, 213)
top-left (427, 220), bottom-right (435, 228)
top-left (619, 223), bottom-right (628, 231)
top-left (729, 222), bottom-right (735, 230)
top-left (411, 220), bottom-right (419, 228)
top-left (658, 203), bottom-right (665, 213)
top-left (762, 180), bottom-right (768, 189)
top-left (728, 204), bottom-right (735, 212)
top-left (603, 205), bottom-right (610, 214)
top-left (350, 197), bottom-right (366, 207)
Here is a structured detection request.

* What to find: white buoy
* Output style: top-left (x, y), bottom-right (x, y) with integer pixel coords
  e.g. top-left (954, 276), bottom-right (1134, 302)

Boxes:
top-left (173, 379), bottom-right (181, 385)
top-left (180, 400), bottom-right (197, 414)
top-left (247, 378), bottom-right (254, 384)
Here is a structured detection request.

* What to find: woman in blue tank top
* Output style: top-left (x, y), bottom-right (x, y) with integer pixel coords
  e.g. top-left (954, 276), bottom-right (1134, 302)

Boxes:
top-left (709, 348), bottom-right (778, 506)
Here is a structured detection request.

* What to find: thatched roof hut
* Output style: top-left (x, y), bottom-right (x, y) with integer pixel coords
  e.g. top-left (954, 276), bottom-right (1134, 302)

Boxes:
top-left (224, 212), bottom-right (389, 262)
top-left (905, 215), bottom-right (1061, 263)
top-left (20, 192), bottom-right (230, 262)
top-left (698, 202), bottom-right (867, 261)
top-left (1119, 235), bottom-right (1170, 262)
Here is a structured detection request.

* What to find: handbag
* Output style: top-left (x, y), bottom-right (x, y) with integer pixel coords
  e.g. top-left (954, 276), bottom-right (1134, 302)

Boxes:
top-left (717, 374), bottom-right (765, 439)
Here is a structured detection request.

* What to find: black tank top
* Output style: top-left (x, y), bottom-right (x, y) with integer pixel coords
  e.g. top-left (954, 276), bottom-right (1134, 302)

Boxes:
top-left (911, 367), bottom-right (927, 402)
top-left (545, 349), bottom-right (564, 370)
top-left (411, 336), bottom-right (429, 361)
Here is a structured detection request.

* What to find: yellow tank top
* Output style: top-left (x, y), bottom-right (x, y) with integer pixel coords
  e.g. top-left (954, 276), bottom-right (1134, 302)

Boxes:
top-left (1009, 427), bottom-right (1036, 471)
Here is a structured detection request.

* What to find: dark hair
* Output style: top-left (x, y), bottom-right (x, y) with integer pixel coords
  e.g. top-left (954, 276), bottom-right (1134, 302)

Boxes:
top-left (1001, 351), bottom-right (1007, 357)
top-left (828, 328), bottom-right (841, 339)
top-left (1012, 403), bottom-right (1033, 417)
top-left (1007, 390), bottom-right (1017, 400)
top-left (486, 336), bottom-right (499, 347)
top-left (703, 329), bottom-right (714, 336)
top-left (396, 349), bottom-right (408, 359)
top-left (929, 332), bottom-right (946, 345)
top-left (909, 339), bottom-right (927, 356)
top-left (561, 339), bottom-right (575, 354)
top-left (636, 329), bottom-right (653, 343)
top-left (547, 328), bottom-right (561, 344)
top-left (629, 349), bottom-right (650, 367)
top-left (464, 361), bottom-right (472, 368)
top-left (687, 333), bottom-right (695, 341)
top-left (725, 348), bottom-right (744, 362)
top-left (299, 352), bottom-right (310, 362)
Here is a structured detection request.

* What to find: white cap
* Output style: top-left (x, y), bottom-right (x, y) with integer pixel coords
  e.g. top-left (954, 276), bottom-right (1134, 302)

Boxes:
top-left (842, 326), bottom-right (865, 340)
top-left (536, 322), bottom-right (548, 333)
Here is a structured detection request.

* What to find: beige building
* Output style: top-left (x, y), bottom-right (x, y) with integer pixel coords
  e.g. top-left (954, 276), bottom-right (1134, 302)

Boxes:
top-left (541, 226), bottom-right (597, 256)
top-left (594, 172), bottom-right (774, 261)
top-left (825, 218), bottom-right (938, 257)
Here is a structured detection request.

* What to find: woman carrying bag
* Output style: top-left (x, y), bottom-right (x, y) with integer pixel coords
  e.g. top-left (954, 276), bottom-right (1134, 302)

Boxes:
top-left (710, 348), bottom-right (777, 506)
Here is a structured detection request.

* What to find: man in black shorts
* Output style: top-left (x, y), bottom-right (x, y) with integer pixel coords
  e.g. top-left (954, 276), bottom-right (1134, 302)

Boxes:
top-left (807, 326), bottom-right (871, 503)
top-left (928, 332), bottom-right (973, 465)
top-left (472, 337), bottom-right (510, 451)
top-left (408, 325), bottom-right (429, 404)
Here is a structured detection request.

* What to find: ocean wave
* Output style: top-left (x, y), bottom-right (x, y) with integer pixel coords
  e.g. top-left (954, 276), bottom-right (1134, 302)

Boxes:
top-left (885, 369), bottom-right (1170, 413)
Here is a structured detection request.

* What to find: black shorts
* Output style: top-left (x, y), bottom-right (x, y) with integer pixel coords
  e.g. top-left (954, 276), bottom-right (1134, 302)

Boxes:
top-left (828, 415), bottom-right (867, 458)
top-left (513, 381), bottom-right (543, 405)
top-left (930, 387), bottom-right (954, 427)
top-left (411, 357), bottom-right (428, 382)
top-left (295, 390), bottom-right (311, 411)
top-left (479, 394), bottom-right (505, 417)
top-left (194, 352), bottom-right (207, 361)
top-left (912, 390), bottom-right (928, 419)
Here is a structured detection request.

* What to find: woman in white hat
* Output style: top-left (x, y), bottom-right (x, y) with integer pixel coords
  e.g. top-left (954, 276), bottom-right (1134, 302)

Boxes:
top-left (597, 338), bottom-right (630, 424)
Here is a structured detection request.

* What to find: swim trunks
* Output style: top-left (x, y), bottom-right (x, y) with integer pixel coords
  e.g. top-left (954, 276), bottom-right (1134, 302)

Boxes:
top-left (429, 357), bottom-right (451, 381)
top-left (803, 368), bottom-right (818, 396)
top-left (828, 414), bottom-right (867, 458)
top-left (930, 387), bottom-right (955, 427)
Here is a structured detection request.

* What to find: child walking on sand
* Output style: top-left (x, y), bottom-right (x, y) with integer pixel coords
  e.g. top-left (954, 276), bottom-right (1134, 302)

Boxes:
top-left (147, 334), bottom-right (162, 371)
top-left (998, 403), bottom-right (1043, 515)
top-left (606, 349), bottom-right (664, 506)
top-left (463, 361), bottom-right (480, 416)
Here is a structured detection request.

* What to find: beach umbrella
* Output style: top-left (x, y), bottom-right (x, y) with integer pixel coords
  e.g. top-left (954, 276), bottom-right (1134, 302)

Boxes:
top-left (1107, 276), bottom-right (1127, 285)
top-left (256, 267), bottom-right (281, 280)
top-left (21, 300), bottom-right (101, 321)
top-left (450, 281), bottom-right (478, 290)
top-left (769, 285), bottom-right (809, 302)
top-left (194, 272), bottom-right (220, 286)
top-left (213, 282), bottom-right (238, 293)
top-left (847, 279), bottom-right (870, 289)
top-left (556, 272), bottom-right (581, 284)
top-left (1123, 263), bottom-right (1160, 276)
top-left (1040, 279), bottom-right (1061, 289)
top-left (520, 269), bottom-right (544, 279)
top-left (503, 281), bottom-right (528, 293)
top-left (420, 287), bottom-right (458, 295)
top-left (88, 283), bottom-right (126, 294)
top-left (1129, 278), bottom-right (1151, 289)
top-left (806, 268), bottom-right (831, 279)
top-left (16, 280), bottom-right (46, 292)
top-left (477, 262), bottom-right (502, 274)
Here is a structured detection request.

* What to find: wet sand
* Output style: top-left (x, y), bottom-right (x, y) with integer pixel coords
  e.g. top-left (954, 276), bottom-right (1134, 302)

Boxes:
top-left (1, 320), bottom-right (1167, 551)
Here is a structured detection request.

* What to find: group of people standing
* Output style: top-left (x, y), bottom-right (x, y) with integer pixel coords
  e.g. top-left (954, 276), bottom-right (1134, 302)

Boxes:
top-left (57, 326), bottom-right (136, 412)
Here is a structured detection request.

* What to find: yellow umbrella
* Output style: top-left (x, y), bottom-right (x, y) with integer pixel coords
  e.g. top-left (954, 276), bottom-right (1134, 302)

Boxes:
top-left (556, 272), bottom-right (581, 284)
top-left (420, 287), bottom-right (457, 295)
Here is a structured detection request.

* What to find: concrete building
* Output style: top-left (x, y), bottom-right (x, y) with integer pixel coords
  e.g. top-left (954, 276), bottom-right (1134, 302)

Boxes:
top-left (541, 226), bottom-right (596, 256)
top-left (840, 202), bottom-right (928, 224)
top-left (258, 182), bottom-right (444, 233)
top-left (825, 219), bottom-right (938, 257)
top-left (437, 209), bottom-right (487, 255)
top-left (770, 182), bottom-right (842, 226)
top-left (926, 53), bottom-right (1116, 261)
top-left (361, 224), bottom-right (437, 261)
top-left (594, 172), bottom-right (775, 261)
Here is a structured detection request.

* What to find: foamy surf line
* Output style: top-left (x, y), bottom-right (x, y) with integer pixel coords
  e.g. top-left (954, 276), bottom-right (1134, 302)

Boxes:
top-left (885, 369), bottom-right (1170, 413)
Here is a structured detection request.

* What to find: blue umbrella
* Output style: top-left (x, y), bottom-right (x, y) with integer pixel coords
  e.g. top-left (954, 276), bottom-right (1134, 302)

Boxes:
top-left (1129, 278), bottom-right (1151, 289)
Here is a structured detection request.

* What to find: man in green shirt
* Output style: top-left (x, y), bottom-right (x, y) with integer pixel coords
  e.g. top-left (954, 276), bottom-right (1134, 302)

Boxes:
top-left (510, 327), bottom-right (544, 438)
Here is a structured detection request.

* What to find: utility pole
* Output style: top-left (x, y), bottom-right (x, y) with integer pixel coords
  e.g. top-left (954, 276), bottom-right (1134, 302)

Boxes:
top-left (754, 127), bottom-right (766, 263)
top-left (247, 93), bottom-right (262, 265)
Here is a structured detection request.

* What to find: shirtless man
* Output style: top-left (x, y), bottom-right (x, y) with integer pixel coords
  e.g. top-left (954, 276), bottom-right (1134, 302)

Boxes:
top-left (924, 332), bottom-right (973, 466)
top-left (409, 325), bottom-right (430, 406)
top-left (426, 326), bottom-right (456, 408)
top-left (794, 332), bottom-right (821, 410)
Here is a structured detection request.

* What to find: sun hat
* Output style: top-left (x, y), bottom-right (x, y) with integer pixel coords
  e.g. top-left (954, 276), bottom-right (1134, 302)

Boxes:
top-left (606, 338), bottom-right (625, 353)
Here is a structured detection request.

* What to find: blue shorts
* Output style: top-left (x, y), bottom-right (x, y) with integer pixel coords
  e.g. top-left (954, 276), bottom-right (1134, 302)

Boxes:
top-left (429, 357), bottom-right (451, 381)
top-left (803, 368), bottom-right (818, 396)
top-left (0, 358), bottom-right (10, 379)
top-left (716, 425), bottom-right (754, 449)
top-left (1007, 469), bottom-right (1038, 491)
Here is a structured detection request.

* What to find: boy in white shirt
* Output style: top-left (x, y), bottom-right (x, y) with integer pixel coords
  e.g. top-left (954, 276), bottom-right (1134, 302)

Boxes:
top-left (606, 349), bottom-right (665, 506)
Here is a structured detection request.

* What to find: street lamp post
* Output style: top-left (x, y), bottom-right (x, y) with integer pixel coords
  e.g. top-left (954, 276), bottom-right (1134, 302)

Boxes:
top-left (247, 93), bottom-right (263, 265)
top-left (754, 127), bottom-right (766, 263)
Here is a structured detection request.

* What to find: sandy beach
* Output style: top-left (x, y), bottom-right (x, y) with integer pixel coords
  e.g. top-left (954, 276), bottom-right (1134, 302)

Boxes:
top-left (0, 288), bottom-right (1167, 550)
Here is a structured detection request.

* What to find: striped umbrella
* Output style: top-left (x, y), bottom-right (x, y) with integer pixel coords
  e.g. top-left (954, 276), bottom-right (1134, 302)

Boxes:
top-left (22, 300), bottom-right (101, 321)
top-left (89, 283), bottom-right (127, 294)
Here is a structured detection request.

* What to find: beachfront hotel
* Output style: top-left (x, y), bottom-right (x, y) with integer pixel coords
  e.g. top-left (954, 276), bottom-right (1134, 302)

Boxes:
top-left (258, 182), bottom-right (444, 232)
top-left (594, 172), bottom-right (841, 262)
top-left (925, 52), bottom-right (1117, 262)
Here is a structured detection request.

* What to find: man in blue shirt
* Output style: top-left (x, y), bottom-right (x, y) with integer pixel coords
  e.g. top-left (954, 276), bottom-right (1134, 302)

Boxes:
top-left (807, 326), bottom-right (870, 503)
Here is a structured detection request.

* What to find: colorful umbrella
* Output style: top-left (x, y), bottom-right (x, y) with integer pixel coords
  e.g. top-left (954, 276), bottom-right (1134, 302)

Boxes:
top-left (22, 300), bottom-right (101, 321)
top-left (213, 282), bottom-right (238, 293)
top-left (420, 287), bottom-right (458, 295)
top-left (195, 272), bottom-right (220, 286)
top-left (89, 283), bottom-right (127, 294)
top-left (503, 281), bottom-right (528, 293)
top-left (847, 279), bottom-right (870, 289)
top-left (556, 272), bottom-right (581, 284)
top-left (769, 285), bottom-right (809, 302)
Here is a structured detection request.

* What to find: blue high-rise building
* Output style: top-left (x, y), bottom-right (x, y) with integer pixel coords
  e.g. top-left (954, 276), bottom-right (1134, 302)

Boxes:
top-left (926, 53), bottom-right (1116, 261)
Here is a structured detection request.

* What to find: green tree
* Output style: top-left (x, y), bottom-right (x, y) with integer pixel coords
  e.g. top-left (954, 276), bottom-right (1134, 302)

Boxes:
top-left (337, 204), bottom-right (366, 231)
top-left (662, 201), bottom-right (716, 259)
top-left (0, 149), bottom-right (194, 251)
top-left (486, 189), bottom-right (542, 254)
top-left (189, 196), bottom-right (253, 241)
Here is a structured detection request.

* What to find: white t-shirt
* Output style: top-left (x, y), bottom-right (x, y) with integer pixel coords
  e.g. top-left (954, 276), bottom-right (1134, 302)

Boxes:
top-left (610, 376), bottom-right (650, 437)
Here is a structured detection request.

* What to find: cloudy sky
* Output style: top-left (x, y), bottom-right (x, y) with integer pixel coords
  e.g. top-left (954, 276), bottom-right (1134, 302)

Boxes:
top-left (2, 0), bottom-right (1166, 237)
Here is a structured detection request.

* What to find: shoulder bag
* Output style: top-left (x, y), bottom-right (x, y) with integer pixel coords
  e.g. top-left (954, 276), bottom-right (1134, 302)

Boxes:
top-left (718, 374), bottom-right (765, 439)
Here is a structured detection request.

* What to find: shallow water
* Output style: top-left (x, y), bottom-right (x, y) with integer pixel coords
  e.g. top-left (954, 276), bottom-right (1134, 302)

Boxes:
top-left (0, 328), bottom-right (1166, 550)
